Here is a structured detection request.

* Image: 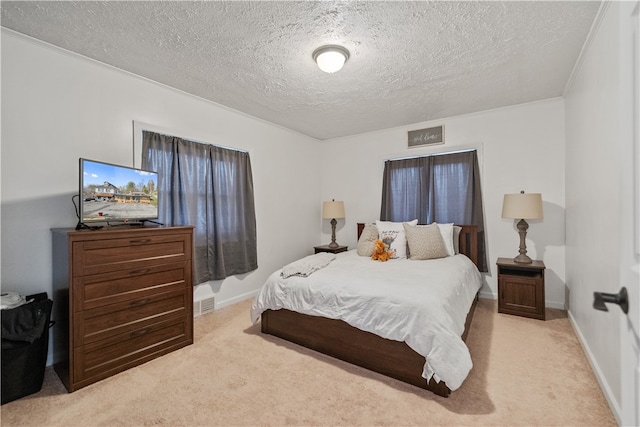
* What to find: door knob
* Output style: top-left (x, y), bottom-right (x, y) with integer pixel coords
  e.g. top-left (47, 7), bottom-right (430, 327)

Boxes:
top-left (593, 287), bottom-right (629, 314)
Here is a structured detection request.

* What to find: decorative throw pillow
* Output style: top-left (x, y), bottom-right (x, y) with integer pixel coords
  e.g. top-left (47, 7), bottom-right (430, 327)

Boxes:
top-left (375, 219), bottom-right (417, 259)
top-left (356, 223), bottom-right (379, 257)
top-left (403, 223), bottom-right (448, 260)
top-left (436, 223), bottom-right (455, 256)
top-left (453, 225), bottom-right (462, 254)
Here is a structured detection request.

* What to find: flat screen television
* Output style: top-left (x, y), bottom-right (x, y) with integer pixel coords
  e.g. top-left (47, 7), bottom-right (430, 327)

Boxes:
top-left (78, 158), bottom-right (159, 227)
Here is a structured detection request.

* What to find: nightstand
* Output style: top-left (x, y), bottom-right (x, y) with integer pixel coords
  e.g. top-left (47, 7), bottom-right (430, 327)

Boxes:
top-left (496, 257), bottom-right (546, 320)
top-left (314, 245), bottom-right (348, 254)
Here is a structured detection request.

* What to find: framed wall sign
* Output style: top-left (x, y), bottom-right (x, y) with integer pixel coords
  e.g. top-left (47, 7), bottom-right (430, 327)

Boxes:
top-left (408, 125), bottom-right (444, 148)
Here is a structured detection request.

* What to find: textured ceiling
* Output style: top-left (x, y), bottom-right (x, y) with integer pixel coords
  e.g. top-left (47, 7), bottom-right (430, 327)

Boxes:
top-left (1, 1), bottom-right (600, 140)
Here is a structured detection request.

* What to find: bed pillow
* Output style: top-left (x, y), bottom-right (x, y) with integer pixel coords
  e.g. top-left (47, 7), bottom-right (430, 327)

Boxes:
top-left (436, 223), bottom-right (455, 256)
top-left (356, 223), bottom-right (379, 257)
top-left (453, 225), bottom-right (462, 254)
top-left (403, 223), bottom-right (448, 260)
top-left (375, 219), bottom-right (417, 259)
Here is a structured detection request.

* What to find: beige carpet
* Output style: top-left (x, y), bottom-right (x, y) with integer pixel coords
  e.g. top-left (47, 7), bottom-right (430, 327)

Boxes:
top-left (1, 298), bottom-right (615, 426)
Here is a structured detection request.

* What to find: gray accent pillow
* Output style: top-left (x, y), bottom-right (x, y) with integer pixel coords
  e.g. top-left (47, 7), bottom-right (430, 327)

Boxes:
top-left (356, 224), bottom-right (379, 257)
top-left (403, 223), bottom-right (448, 260)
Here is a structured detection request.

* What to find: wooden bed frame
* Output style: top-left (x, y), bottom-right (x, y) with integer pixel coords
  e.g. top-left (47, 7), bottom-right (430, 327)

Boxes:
top-left (261, 224), bottom-right (480, 397)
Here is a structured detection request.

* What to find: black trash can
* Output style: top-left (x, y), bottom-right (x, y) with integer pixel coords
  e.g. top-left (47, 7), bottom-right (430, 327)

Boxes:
top-left (1, 292), bottom-right (53, 405)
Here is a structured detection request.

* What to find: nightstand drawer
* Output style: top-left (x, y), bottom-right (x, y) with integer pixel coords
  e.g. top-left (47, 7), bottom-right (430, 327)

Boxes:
top-left (499, 275), bottom-right (544, 317)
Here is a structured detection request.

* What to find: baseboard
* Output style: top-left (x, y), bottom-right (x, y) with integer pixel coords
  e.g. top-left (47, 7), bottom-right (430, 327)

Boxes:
top-left (545, 300), bottom-right (566, 310)
top-left (567, 309), bottom-right (621, 425)
top-left (214, 289), bottom-right (260, 310)
top-left (478, 291), bottom-right (565, 310)
top-left (478, 290), bottom-right (496, 301)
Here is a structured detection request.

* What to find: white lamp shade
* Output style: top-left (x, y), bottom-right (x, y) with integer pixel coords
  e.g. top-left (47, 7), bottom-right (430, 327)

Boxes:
top-left (501, 193), bottom-right (543, 220)
top-left (322, 200), bottom-right (345, 219)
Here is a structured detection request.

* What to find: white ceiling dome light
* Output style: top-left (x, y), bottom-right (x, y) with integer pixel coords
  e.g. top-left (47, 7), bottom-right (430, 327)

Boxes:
top-left (312, 45), bottom-right (350, 74)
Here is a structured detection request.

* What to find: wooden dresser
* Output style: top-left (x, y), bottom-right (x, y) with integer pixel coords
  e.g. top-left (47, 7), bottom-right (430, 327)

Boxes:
top-left (51, 225), bottom-right (194, 392)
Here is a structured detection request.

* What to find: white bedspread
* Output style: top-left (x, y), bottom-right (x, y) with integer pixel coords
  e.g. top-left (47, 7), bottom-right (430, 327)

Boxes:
top-left (250, 250), bottom-right (482, 391)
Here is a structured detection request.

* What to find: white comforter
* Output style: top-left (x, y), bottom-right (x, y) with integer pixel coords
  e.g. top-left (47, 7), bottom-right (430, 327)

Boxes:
top-left (250, 250), bottom-right (482, 391)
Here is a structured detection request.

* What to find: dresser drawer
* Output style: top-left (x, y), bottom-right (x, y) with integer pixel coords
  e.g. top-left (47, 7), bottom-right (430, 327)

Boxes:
top-left (74, 261), bottom-right (190, 311)
top-left (74, 288), bottom-right (190, 346)
top-left (75, 316), bottom-right (190, 383)
top-left (72, 233), bottom-right (191, 276)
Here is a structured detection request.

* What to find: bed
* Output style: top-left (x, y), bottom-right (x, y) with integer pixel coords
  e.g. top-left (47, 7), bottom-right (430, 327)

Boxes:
top-left (251, 222), bottom-right (481, 397)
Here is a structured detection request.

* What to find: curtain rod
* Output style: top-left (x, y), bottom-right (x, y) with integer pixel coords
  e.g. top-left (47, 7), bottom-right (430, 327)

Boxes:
top-left (143, 129), bottom-right (249, 154)
top-left (386, 148), bottom-right (476, 162)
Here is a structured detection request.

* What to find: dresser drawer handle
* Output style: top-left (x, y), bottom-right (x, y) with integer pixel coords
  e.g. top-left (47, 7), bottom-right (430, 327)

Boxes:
top-left (130, 298), bottom-right (150, 306)
top-left (129, 238), bottom-right (152, 245)
top-left (129, 268), bottom-right (150, 276)
top-left (130, 328), bottom-right (151, 338)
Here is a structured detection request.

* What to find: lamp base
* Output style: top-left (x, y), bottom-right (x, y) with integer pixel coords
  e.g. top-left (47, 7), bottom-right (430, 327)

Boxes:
top-left (514, 218), bottom-right (533, 264)
top-left (328, 218), bottom-right (339, 248)
top-left (513, 253), bottom-right (533, 264)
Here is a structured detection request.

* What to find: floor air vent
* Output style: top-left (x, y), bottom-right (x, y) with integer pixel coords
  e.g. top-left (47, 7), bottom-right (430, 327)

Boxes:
top-left (194, 296), bottom-right (215, 317)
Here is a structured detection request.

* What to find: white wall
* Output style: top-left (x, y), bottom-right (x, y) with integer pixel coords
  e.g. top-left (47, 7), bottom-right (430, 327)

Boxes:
top-left (0, 30), bottom-right (321, 317)
top-left (564, 1), bottom-right (624, 419)
top-left (320, 99), bottom-right (567, 307)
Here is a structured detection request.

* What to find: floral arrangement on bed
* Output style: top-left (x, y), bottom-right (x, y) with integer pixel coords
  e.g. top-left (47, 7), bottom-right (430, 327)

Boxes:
top-left (371, 239), bottom-right (394, 262)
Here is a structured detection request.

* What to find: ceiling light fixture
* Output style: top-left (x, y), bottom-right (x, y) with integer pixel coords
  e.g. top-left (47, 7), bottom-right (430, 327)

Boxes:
top-left (312, 45), bottom-right (350, 74)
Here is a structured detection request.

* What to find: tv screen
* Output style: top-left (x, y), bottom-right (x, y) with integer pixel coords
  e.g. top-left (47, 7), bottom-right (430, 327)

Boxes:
top-left (79, 158), bottom-right (159, 225)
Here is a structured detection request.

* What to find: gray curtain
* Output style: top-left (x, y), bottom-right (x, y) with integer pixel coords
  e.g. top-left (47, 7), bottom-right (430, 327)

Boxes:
top-left (142, 131), bottom-right (257, 282)
top-left (380, 150), bottom-right (487, 272)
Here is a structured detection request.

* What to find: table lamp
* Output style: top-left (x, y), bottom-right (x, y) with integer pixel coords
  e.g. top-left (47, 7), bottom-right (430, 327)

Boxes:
top-left (501, 191), bottom-right (543, 264)
top-left (322, 200), bottom-right (345, 248)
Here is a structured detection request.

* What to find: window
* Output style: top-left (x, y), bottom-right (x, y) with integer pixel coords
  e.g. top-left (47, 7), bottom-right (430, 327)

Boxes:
top-left (142, 131), bottom-right (257, 282)
top-left (380, 149), bottom-right (487, 271)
